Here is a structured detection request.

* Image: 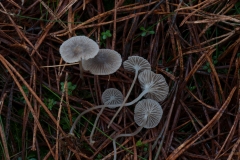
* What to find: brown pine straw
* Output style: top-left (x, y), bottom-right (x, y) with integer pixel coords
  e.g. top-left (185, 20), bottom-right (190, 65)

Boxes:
top-left (0, 121), bottom-right (10, 160)
top-left (225, 59), bottom-right (240, 160)
top-left (52, 1), bottom-right (159, 36)
top-left (0, 55), bottom-right (55, 157)
top-left (29, 0), bottom-right (78, 57)
top-left (166, 86), bottom-right (237, 160)
top-left (0, 0), bottom-right (239, 159)
top-left (0, 55), bottom-right (63, 133)
top-left (32, 66), bottom-right (39, 151)
top-left (0, 2), bottom-right (41, 61)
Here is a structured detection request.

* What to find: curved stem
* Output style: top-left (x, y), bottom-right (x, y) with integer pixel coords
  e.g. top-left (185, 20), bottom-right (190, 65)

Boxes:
top-left (124, 89), bottom-right (148, 106)
top-left (108, 70), bottom-right (138, 128)
top-left (89, 105), bottom-right (106, 144)
top-left (69, 89), bottom-right (148, 135)
top-left (113, 119), bottom-right (147, 160)
top-left (69, 105), bottom-right (105, 134)
top-left (89, 96), bottom-right (113, 144)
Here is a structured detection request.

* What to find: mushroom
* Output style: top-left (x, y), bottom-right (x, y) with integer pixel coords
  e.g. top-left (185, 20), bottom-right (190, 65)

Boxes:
top-left (70, 70), bottom-right (169, 134)
top-left (113, 99), bottom-right (163, 160)
top-left (82, 49), bottom-right (122, 75)
top-left (102, 88), bottom-right (124, 107)
top-left (59, 36), bottom-right (99, 80)
top-left (138, 70), bottom-right (169, 102)
top-left (108, 56), bottom-right (151, 128)
top-left (89, 88), bottom-right (123, 144)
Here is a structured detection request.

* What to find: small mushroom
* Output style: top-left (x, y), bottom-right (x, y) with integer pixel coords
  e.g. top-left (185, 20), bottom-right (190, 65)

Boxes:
top-left (102, 88), bottom-right (124, 107)
top-left (82, 49), bottom-right (122, 75)
top-left (134, 99), bottom-right (163, 128)
top-left (59, 36), bottom-right (99, 80)
top-left (59, 36), bottom-right (99, 63)
top-left (108, 56), bottom-right (151, 128)
top-left (113, 99), bottom-right (163, 160)
top-left (138, 70), bottom-right (169, 102)
top-left (123, 56), bottom-right (151, 73)
top-left (89, 88), bottom-right (123, 144)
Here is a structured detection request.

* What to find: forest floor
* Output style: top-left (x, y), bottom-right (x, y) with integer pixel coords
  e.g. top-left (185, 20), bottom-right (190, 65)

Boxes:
top-left (0, 0), bottom-right (239, 160)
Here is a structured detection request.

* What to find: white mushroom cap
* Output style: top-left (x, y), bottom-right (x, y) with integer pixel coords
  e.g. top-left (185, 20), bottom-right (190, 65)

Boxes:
top-left (138, 70), bottom-right (169, 102)
top-left (134, 99), bottom-right (163, 129)
top-left (82, 49), bottom-right (122, 75)
top-left (123, 56), bottom-right (151, 73)
top-left (59, 36), bottom-right (99, 63)
top-left (102, 88), bottom-right (123, 108)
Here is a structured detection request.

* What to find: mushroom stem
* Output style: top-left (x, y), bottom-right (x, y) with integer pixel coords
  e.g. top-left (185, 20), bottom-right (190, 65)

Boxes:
top-left (89, 106), bottom-right (105, 144)
top-left (89, 98), bottom-right (112, 144)
top-left (69, 105), bottom-right (103, 134)
top-left (78, 61), bottom-right (84, 81)
top-left (69, 89), bottom-right (149, 135)
top-left (108, 70), bottom-right (139, 128)
top-left (113, 119), bottom-right (147, 160)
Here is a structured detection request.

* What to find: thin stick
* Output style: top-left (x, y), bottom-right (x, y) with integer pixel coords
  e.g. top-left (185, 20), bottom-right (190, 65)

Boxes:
top-left (0, 119), bottom-right (10, 160)
top-left (41, 62), bottom-right (78, 68)
top-left (56, 72), bottom-right (68, 160)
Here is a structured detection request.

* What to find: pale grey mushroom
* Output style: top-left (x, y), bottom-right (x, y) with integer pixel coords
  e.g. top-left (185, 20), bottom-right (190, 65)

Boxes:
top-left (138, 70), bottom-right (169, 102)
top-left (123, 56), bottom-right (151, 73)
top-left (113, 99), bottom-right (163, 160)
top-left (102, 88), bottom-right (124, 107)
top-left (59, 36), bottom-right (99, 63)
top-left (82, 49), bottom-right (122, 75)
top-left (108, 56), bottom-right (151, 128)
top-left (59, 36), bottom-right (99, 80)
top-left (134, 99), bottom-right (163, 128)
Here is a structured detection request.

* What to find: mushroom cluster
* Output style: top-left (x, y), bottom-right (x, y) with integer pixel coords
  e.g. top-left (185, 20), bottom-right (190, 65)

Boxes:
top-left (60, 36), bottom-right (169, 159)
top-left (59, 36), bottom-right (122, 80)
